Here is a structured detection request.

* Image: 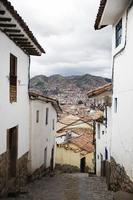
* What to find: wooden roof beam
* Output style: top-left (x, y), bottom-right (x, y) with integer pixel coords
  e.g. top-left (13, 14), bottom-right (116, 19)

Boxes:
top-left (13, 38), bottom-right (28, 41)
top-left (20, 45), bottom-right (34, 48)
top-left (0, 10), bottom-right (5, 15)
top-left (25, 47), bottom-right (37, 51)
top-left (0, 17), bottom-right (11, 22)
top-left (9, 34), bottom-right (25, 37)
top-left (4, 29), bottom-right (21, 33)
top-left (0, 23), bottom-right (16, 27)
top-left (17, 42), bottom-right (31, 45)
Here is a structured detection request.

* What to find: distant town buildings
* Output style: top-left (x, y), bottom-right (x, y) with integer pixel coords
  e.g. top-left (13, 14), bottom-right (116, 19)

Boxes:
top-left (56, 115), bottom-right (94, 173)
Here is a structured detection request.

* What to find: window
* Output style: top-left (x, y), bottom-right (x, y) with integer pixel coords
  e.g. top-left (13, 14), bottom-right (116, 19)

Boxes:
top-left (104, 106), bottom-right (108, 127)
top-left (46, 108), bottom-right (49, 125)
top-left (105, 148), bottom-right (108, 160)
top-left (10, 54), bottom-right (17, 103)
top-left (102, 131), bottom-right (104, 135)
top-left (115, 19), bottom-right (122, 48)
top-left (36, 110), bottom-right (39, 123)
top-left (97, 123), bottom-right (100, 139)
top-left (52, 119), bottom-right (55, 130)
top-left (114, 98), bottom-right (117, 113)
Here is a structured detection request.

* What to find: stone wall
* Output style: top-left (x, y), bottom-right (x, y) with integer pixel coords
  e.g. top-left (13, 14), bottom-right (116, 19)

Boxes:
top-left (0, 152), bottom-right (8, 196)
top-left (107, 157), bottom-right (133, 194)
top-left (0, 152), bottom-right (29, 197)
top-left (29, 165), bottom-right (51, 181)
top-left (16, 152), bottom-right (29, 193)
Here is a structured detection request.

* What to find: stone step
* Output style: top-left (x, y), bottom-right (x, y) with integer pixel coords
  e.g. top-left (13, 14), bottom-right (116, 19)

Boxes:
top-left (113, 191), bottom-right (133, 200)
top-left (7, 178), bottom-right (17, 197)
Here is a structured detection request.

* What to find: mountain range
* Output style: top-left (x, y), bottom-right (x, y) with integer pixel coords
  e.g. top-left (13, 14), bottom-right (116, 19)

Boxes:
top-left (30, 74), bottom-right (111, 96)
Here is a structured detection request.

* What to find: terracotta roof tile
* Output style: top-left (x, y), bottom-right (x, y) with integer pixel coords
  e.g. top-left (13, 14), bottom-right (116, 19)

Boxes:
top-left (87, 83), bottom-right (112, 98)
top-left (29, 91), bottom-right (62, 114)
top-left (69, 132), bottom-right (94, 153)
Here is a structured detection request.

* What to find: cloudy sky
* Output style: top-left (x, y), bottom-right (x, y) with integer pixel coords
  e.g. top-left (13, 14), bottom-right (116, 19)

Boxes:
top-left (10, 0), bottom-right (112, 78)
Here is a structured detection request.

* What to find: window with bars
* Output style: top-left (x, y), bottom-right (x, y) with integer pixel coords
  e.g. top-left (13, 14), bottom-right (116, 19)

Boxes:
top-left (115, 19), bottom-right (122, 48)
top-left (10, 54), bottom-right (17, 103)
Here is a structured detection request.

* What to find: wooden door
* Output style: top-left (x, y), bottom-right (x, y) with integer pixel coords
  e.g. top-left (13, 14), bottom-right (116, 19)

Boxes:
top-left (7, 126), bottom-right (18, 179)
top-left (50, 147), bottom-right (54, 171)
top-left (80, 157), bottom-right (86, 173)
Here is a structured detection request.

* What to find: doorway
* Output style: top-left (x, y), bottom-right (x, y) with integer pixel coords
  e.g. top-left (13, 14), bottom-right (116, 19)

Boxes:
top-left (44, 147), bottom-right (47, 168)
top-left (80, 157), bottom-right (86, 173)
top-left (7, 126), bottom-right (18, 179)
top-left (50, 147), bottom-right (54, 171)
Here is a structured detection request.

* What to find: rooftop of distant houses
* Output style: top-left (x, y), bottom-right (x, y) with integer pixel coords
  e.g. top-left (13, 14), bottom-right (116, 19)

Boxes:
top-left (29, 91), bottom-right (62, 114)
top-left (59, 128), bottom-right (94, 153)
top-left (87, 83), bottom-right (112, 98)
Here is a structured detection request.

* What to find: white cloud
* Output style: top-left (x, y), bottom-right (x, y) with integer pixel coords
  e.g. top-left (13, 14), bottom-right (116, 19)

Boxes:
top-left (10, 0), bottom-right (112, 78)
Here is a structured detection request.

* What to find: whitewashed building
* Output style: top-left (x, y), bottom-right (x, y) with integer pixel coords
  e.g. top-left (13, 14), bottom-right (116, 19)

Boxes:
top-left (88, 83), bottom-right (112, 177)
top-left (29, 92), bottom-right (61, 177)
top-left (95, 0), bottom-right (133, 193)
top-left (0, 0), bottom-right (44, 196)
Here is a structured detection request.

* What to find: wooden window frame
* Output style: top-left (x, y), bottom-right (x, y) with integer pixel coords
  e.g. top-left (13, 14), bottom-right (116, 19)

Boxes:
top-left (10, 53), bottom-right (17, 103)
top-left (115, 19), bottom-right (122, 48)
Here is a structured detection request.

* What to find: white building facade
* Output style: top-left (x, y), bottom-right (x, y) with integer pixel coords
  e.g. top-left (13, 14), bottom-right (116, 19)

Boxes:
top-left (29, 92), bottom-right (61, 177)
top-left (88, 84), bottom-right (112, 177)
top-left (0, 0), bottom-right (44, 196)
top-left (95, 0), bottom-right (133, 193)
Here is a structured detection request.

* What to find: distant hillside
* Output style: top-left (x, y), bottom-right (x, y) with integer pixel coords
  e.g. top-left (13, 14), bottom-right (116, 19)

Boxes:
top-left (30, 74), bottom-right (111, 96)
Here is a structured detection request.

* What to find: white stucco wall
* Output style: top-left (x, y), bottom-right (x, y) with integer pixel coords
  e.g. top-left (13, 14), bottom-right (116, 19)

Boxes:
top-left (111, 5), bottom-right (133, 180)
top-left (0, 30), bottom-right (30, 158)
top-left (96, 106), bottom-right (112, 176)
top-left (29, 100), bottom-right (57, 173)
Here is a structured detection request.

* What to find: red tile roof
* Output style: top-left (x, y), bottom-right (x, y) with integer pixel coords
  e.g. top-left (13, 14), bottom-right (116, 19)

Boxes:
top-left (87, 83), bottom-right (112, 98)
top-left (69, 132), bottom-right (94, 153)
top-left (29, 91), bottom-right (62, 114)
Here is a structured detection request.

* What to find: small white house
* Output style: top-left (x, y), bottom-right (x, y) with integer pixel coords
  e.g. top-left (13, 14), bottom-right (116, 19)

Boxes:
top-left (88, 83), bottom-right (112, 176)
top-left (0, 0), bottom-right (44, 196)
top-left (29, 92), bottom-right (61, 177)
top-left (95, 0), bottom-right (133, 193)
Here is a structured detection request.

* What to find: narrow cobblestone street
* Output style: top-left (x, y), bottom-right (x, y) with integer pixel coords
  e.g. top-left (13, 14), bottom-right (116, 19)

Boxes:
top-left (3, 173), bottom-right (113, 200)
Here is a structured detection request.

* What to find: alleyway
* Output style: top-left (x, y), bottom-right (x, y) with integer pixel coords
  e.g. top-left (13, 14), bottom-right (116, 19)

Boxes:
top-left (4, 173), bottom-right (113, 200)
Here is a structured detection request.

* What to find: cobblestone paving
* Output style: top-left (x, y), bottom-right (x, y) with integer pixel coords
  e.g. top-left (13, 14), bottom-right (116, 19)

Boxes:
top-left (3, 173), bottom-right (113, 200)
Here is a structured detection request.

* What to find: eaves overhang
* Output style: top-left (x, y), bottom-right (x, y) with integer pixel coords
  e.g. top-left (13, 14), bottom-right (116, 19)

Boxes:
top-left (95, 0), bottom-right (130, 30)
top-left (0, 0), bottom-right (45, 56)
